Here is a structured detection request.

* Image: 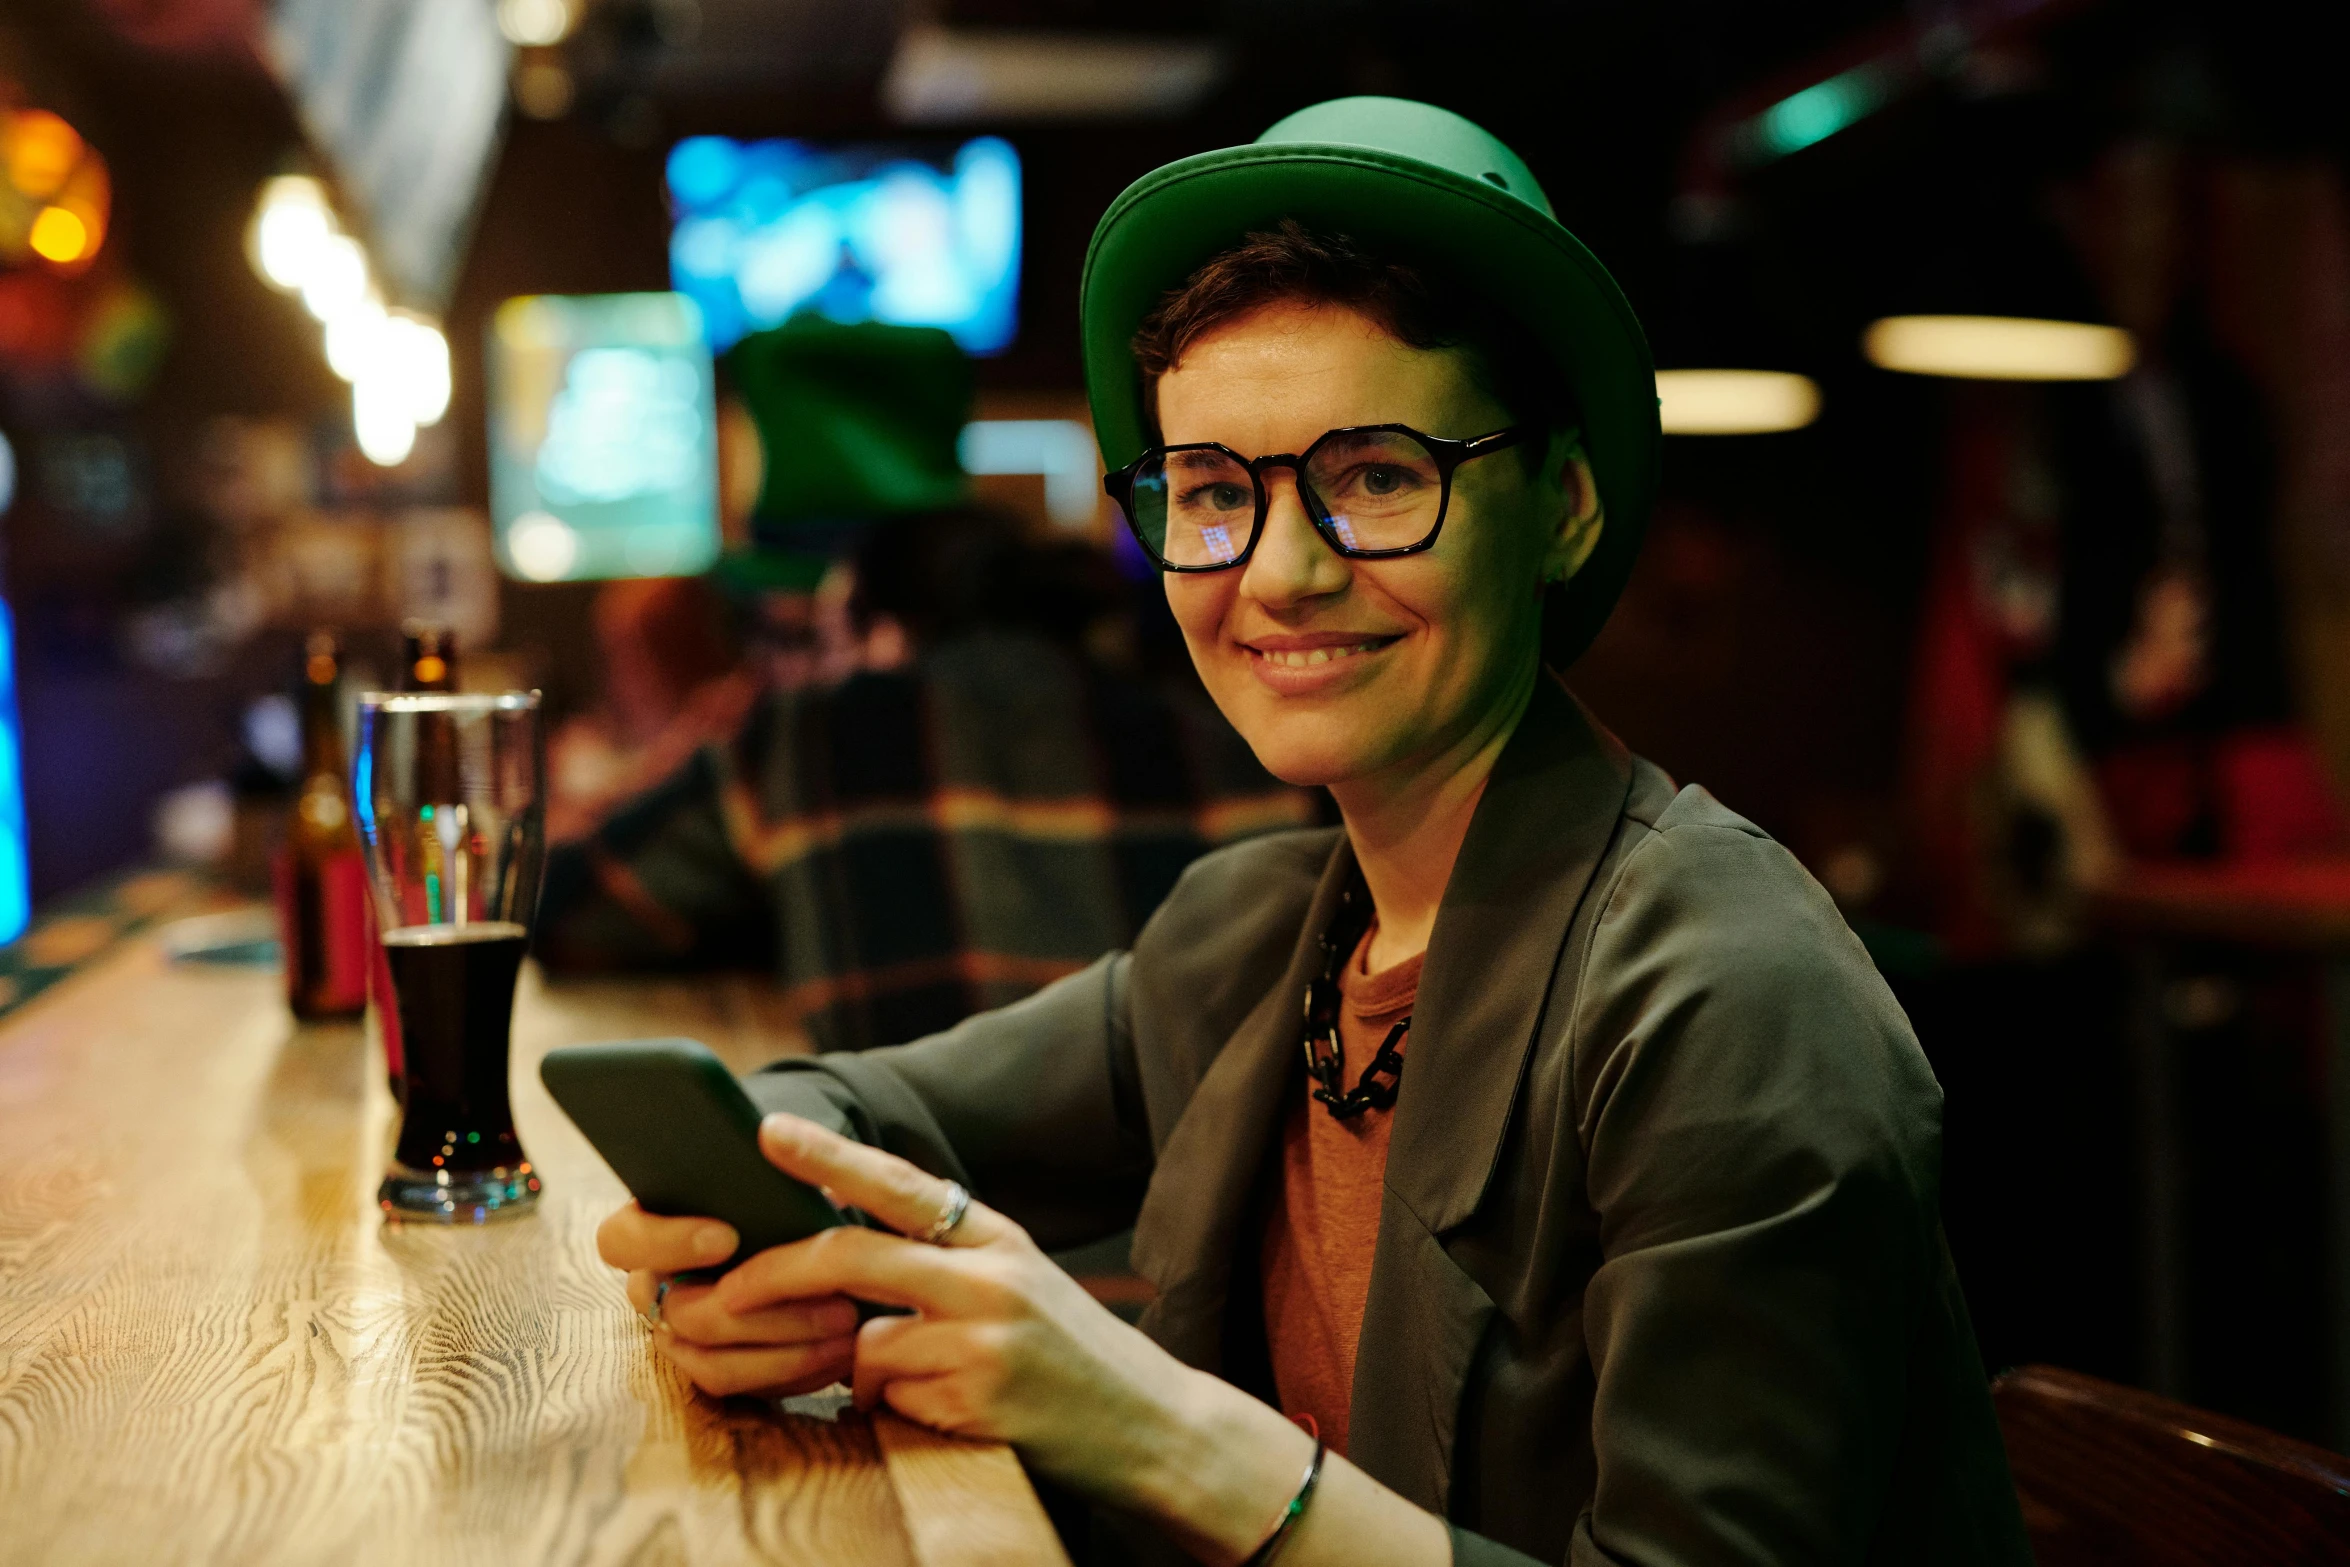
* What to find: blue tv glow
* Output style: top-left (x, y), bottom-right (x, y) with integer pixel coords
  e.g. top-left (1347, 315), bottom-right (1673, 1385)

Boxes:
top-left (487, 292), bottom-right (720, 583)
top-left (666, 136), bottom-right (1020, 356)
top-left (0, 598), bottom-right (29, 945)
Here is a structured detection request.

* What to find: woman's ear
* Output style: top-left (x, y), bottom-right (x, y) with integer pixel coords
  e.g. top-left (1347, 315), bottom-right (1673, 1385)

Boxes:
top-left (1541, 433), bottom-right (1605, 587)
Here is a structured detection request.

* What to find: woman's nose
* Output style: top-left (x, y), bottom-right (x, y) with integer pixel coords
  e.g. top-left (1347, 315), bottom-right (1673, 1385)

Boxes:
top-left (1239, 470), bottom-right (1350, 609)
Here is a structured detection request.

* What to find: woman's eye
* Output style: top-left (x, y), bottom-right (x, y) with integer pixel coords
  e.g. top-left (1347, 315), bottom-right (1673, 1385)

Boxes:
top-left (1181, 482), bottom-right (1250, 512)
top-left (1334, 463), bottom-right (1420, 499)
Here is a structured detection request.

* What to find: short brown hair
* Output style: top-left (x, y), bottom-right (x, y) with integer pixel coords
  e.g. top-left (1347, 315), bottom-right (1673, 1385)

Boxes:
top-left (1129, 219), bottom-right (1577, 455)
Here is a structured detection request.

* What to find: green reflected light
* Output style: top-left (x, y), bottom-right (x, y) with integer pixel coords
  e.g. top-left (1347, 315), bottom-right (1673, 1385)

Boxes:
top-left (1750, 70), bottom-right (1881, 162)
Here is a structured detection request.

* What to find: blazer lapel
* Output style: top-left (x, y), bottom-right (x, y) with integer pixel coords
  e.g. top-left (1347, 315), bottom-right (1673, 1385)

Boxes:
top-left (1129, 838), bottom-right (1356, 1373)
top-left (1348, 675), bottom-right (1634, 1503)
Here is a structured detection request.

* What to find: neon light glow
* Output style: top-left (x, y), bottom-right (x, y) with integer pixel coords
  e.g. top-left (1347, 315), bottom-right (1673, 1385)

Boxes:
top-left (1743, 68), bottom-right (1884, 164)
top-left (0, 601), bottom-right (30, 944)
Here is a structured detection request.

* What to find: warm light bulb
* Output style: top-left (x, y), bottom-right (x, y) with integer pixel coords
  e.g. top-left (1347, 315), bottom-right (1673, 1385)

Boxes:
top-left (27, 205), bottom-right (89, 264)
top-left (6, 110), bottom-right (83, 201)
top-left (388, 314), bottom-right (453, 425)
top-left (252, 188), bottom-right (335, 292)
top-left (1655, 369), bottom-right (1822, 435)
top-left (1862, 315), bottom-right (2136, 381)
top-left (353, 377), bottom-right (417, 466)
top-left (299, 234), bottom-right (370, 322)
top-left (324, 299), bottom-right (391, 383)
top-left (497, 0), bottom-right (572, 46)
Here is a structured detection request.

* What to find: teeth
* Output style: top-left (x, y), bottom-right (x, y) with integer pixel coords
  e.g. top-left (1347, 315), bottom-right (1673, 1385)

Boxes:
top-left (1259, 641), bottom-right (1381, 668)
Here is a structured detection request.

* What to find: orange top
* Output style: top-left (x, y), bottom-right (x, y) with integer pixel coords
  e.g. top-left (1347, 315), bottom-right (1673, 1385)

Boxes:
top-left (1259, 924), bottom-right (1421, 1455)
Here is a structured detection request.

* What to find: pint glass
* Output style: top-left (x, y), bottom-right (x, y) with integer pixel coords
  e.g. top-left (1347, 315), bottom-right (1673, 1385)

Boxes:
top-left (353, 690), bottom-right (546, 1221)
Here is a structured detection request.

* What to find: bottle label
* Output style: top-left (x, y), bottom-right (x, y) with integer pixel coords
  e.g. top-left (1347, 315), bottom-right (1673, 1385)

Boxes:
top-left (274, 846), bottom-right (371, 1016)
top-left (318, 851), bottom-right (370, 1009)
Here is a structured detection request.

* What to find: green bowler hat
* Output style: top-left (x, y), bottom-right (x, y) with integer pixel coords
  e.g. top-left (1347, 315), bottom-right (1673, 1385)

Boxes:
top-left (717, 317), bottom-right (973, 592)
top-left (1080, 96), bottom-right (1659, 667)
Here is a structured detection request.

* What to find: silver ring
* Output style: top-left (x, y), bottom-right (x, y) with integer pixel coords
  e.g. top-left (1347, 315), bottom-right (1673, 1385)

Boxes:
top-left (915, 1182), bottom-right (970, 1246)
top-left (644, 1276), bottom-right (672, 1330)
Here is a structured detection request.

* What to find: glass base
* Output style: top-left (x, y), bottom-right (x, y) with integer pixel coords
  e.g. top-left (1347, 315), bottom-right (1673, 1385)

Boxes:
top-left (379, 1162), bottom-right (543, 1223)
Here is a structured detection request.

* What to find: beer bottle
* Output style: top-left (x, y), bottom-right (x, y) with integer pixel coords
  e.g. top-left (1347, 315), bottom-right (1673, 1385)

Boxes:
top-left (272, 631), bottom-right (369, 1020)
top-left (400, 622), bottom-right (457, 691)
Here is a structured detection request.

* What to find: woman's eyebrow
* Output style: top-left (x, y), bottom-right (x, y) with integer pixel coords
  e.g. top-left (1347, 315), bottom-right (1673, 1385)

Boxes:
top-left (1168, 449), bottom-right (1236, 473)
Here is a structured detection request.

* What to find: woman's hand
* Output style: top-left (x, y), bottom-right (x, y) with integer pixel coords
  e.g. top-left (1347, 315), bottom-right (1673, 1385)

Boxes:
top-left (691, 1114), bottom-right (1210, 1505)
top-left (593, 1199), bottom-right (861, 1398)
top-left (597, 1113), bottom-right (1449, 1567)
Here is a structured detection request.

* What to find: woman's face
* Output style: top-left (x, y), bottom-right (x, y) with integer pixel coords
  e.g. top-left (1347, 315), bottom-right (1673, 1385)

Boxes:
top-left (1154, 300), bottom-right (1599, 793)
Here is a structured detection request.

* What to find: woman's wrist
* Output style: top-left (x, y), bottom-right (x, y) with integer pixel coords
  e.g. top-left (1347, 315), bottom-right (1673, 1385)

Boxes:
top-left (1121, 1367), bottom-right (1321, 1565)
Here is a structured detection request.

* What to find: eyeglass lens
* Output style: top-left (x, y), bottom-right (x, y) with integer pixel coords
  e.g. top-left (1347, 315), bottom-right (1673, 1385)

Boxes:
top-left (1130, 429), bottom-right (1448, 568)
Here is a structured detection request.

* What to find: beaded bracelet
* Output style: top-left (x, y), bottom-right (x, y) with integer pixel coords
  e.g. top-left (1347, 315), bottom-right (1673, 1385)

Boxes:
top-left (1242, 1439), bottom-right (1326, 1567)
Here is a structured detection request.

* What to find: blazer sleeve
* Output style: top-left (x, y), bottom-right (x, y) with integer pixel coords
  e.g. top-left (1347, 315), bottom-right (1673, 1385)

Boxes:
top-left (742, 952), bottom-right (1153, 1251)
top-left (1564, 814), bottom-right (1950, 1566)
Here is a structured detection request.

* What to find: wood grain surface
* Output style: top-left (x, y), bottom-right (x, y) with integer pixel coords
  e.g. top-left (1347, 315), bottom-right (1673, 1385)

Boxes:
top-left (0, 924), bottom-right (1067, 1566)
top-left (875, 1413), bottom-right (1073, 1567)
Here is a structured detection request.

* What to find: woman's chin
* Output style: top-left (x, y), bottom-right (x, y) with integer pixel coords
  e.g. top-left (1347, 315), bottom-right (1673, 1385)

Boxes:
top-left (1237, 728), bottom-right (1395, 792)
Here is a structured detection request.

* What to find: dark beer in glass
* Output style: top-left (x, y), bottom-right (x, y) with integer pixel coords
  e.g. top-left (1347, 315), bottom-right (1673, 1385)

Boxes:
top-left (353, 690), bottom-right (545, 1221)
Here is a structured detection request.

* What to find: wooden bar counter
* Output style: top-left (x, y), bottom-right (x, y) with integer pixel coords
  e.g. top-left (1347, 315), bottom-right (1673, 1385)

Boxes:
top-left (0, 916), bottom-right (1069, 1567)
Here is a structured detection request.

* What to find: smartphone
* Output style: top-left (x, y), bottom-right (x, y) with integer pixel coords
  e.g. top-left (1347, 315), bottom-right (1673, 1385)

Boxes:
top-left (540, 1038), bottom-right (847, 1276)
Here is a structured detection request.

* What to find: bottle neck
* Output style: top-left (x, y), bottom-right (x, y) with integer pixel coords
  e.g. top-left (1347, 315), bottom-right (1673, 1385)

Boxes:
top-left (300, 682), bottom-right (346, 781)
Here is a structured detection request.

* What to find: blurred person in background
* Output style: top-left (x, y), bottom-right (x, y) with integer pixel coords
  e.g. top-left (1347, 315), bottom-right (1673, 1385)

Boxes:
top-left (598, 102), bottom-right (2029, 1567)
top-left (537, 318), bottom-right (1314, 1052)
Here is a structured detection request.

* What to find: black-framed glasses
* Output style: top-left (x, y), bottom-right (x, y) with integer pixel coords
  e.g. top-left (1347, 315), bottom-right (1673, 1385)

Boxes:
top-left (1103, 423), bottom-right (1527, 573)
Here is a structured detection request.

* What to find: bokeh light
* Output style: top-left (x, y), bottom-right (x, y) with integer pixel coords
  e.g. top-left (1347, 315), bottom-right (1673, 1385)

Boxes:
top-left (250, 177), bottom-right (335, 291)
top-left (5, 111), bottom-right (82, 201)
top-left (1863, 315), bottom-right (2137, 382)
top-left (496, 0), bottom-right (572, 47)
top-left (352, 376), bottom-right (418, 467)
top-left (1656, 370), bottom-right (1823, 435)
top-left (298, 233), bottom-right (371, 322)
top-left (27, 206), bottom-right (89, 264)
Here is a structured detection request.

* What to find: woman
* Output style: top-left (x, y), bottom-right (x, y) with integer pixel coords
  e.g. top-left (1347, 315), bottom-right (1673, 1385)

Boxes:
top-left (597, 99), bottom-right (2031, 1566)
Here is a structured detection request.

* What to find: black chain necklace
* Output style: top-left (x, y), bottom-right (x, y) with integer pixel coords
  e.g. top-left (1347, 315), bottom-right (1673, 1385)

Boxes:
top-left (1300, 871), bottom-right (1408, 1120)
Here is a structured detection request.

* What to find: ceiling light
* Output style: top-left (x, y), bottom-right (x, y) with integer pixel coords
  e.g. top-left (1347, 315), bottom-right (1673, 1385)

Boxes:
top-left (385, 313), bottom-right (453, 425)
top-left (1655, 370), bottom-right (1822, 435)
top-left (299, 234), bottom-right (371, 322)
top-left (323, 299), bottom-right (389, 382)
top-left (250, 176), bottom-right (335, 291)
top-left (1863, 315), bottom-right (2135, 381)
top-left (353, 376), bottom-right (418, 467)
top-left (882, 26), bottom-right (1224, 123)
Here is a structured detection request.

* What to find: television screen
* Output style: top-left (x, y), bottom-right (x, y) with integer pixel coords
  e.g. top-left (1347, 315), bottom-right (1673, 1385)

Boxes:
top-left (487, 292), bottom-right (719, 583)
top-left (665, 136), bottom-right (1020, 356)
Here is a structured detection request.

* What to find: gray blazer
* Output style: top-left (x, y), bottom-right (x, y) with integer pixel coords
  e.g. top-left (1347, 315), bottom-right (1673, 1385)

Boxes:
top-left (746, 675), bottom-right (2033, 1566)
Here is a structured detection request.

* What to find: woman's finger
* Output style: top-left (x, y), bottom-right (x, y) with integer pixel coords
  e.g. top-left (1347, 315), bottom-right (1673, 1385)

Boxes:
top-left (657, 1333), bottom-right (856, 1400)
top-left (849, 1311), bottom-right (968, 1410)
top-left (758, 1114), bottom-right (1010, 1248)
top-left (597, 1201), bottom-right (739, 1273)
top-left (660, 1287), bottom-right (861, 1349)
top-left (715, 1223), bottom-right (1004, 1318)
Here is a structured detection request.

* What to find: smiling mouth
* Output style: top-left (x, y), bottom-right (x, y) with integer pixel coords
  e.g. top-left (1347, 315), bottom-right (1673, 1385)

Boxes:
top-left (1247, 637), bottom-right (1400, 669)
